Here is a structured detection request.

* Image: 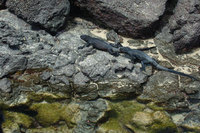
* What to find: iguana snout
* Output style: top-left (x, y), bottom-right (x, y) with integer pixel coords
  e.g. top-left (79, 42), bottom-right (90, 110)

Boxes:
top-left (80, 35), bottom-right (91, 42)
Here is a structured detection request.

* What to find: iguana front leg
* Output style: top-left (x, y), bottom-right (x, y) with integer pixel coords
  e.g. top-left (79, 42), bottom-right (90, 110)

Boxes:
top-left (140, 61), bottom-right (146, 71)
top-left (127, 55), bottom-right (136, 63)
top-left (108, 48), bottom-right (119, 56)
top-left (109, 42), bottom-right (123, 48)
top-left (140, 60), bottom-right (152, 71)
top-left (78, 44), bottom-right (85, 49)
top-left (78, 43), bottom-right (91, 49)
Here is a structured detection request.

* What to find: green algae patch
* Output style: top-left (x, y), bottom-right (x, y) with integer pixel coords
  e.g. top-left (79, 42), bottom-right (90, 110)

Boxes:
top-left (9, 92), bottom-right (71, 108)
top-left (149, 111), bottom-right (178, 133)
top-left (98, 100), bottom-right (146, 132)
top-left (0, 102), bottom-right (9, 109)
top-left (62, 103), bottom-right (80, 128)
top-left (27, 92), bottom-right (70, 103)
top-left (26, 125), bottom-right (73, 133)
top-left (30, 102), bottom-right (79, 127)
top-left (2, 111), bottom-right (34, 129)
top-left (98, 100), bottom-right (178, 133)
top-left (129, 111), bottom-right (178, 133)
top-left (147, 102), bottom-right (164, 111)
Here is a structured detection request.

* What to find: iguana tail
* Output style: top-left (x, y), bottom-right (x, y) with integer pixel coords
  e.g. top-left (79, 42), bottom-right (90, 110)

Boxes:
top-left (137, 46), bottom-right (156, 51)
top-left (152, 61), bottom-right (199, 81)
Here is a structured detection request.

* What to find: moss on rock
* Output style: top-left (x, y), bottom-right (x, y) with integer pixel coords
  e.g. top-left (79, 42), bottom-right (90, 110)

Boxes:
top-left (8, 91), bottom-right (70, 108)
top-left (97, 100), bottom-right (178, 133)
top-left (2, 111), bottom-right (34, 132)
top-left (151, 111), bottom-right (178, 133)
top-left (30, 102), bottom-right (79, 127)
top-left (27, 92), bottom-right (70, 103)
top-left (97, 100), bottom-right (146, 132)
top-left (26, 125), bottom-right (73, 133)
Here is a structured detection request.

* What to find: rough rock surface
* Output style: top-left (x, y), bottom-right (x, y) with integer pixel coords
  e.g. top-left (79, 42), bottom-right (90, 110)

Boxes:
top-left (0, 78), bottom-right (11, 93)
top-left (0, 9), bottom-right (32, 30)
top-left (0, 0), bottom-right (5, 8)
top-left (138, 71), bottom-right (200, 111)
top-left (74, 0), bottom-right (168, 38)
top-left (98, 79), bottom-right (142, 100)
top-left (6, 0), bottom-right (70, 34)
top-left (168, 0), bottom-right (200, 53)
top-left (180, 110), bottom-right (200, 132)
top-left (155, 35), bottom-right (200, 68)
top-left (0, 6), bottom-right (200, 133)
top-left (97, 100), bottom-right (178, 133)
top-left (74, 99), bottom-right (109, 133)
top-left (0, 10), bottom-right (150, 132)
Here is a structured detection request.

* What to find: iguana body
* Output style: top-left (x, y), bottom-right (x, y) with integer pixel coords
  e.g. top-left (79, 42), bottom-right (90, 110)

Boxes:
top-left (120, 47), bottom-right (199, 81)
top-left (80, 35), bottom-right (120, 56)
top-left (80, 35), bottom-right (155, 56)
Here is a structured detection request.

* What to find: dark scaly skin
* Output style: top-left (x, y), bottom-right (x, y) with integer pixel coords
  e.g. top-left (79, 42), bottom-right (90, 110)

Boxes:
top-left (80, 35), bottom-right (156, 56)
top-left (80, 35), bottom-right (120, 56)
top-left (120, 47), bottom-right (199, 81)
top-left (80, 35), bottom-right (199, 80)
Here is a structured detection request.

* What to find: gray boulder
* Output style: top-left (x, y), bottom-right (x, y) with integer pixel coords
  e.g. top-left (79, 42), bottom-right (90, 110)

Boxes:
top-left (6, 0), bottom-right (70, 34)
top-left (138, 71), bottom-right (189, 111)
top-left (74, 99), bottom-right (108, 133)
top-left (0, 9), bottom-right (32, 30)
top-left (0, 0), bottom-right (5, 9)
top-left (74, 0), bottom-right (168, 38)
top-left (0, 78), bottom-right (11, 93)
top-left (0, 20), bottom-right (26, 49)
top-left (180, 111), bottom-right (200, 132)
top-left (98, 79), bottom-right (142, 100)
top-left (73, 72), bottom-right (90, 85)
top-left (168, 0), bottom-right (200, 53)
top-left (0, 54), bottom-right (27, 78)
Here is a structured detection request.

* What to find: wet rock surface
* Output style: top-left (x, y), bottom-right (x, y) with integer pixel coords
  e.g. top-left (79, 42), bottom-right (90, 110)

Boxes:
top-left (0, 10), bottom-right (150, 132)
top-left (97, 100), bottom-right (178, 133)
top-left (0, 1), bottom-right (200, 132)
top-left (74, 99), bottom-right (108, 133)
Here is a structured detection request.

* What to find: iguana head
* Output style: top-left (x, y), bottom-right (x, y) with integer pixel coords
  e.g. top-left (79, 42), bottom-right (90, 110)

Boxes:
top-left (80, 35), bottom-right (91, 42)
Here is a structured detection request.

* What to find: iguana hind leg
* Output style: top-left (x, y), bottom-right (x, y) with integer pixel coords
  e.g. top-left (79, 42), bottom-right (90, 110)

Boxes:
top-left (115, 42), bottom-right (123, 48)
top-left (109, 42), bottom-right (123, 48)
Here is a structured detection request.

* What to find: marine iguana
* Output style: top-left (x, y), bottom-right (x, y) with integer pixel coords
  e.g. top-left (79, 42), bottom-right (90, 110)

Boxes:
top-left (80, 35), bottom-right (155, 56)
top-left (119, 46), bottom-right (199, 81)
top-left (80, 35), bottom-right (120, 56)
